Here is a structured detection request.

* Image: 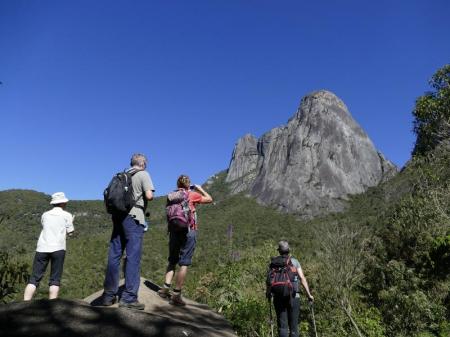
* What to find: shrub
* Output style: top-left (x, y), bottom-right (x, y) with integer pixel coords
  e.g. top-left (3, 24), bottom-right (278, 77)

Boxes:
top-left (0, 251), bottom-right (29, 303)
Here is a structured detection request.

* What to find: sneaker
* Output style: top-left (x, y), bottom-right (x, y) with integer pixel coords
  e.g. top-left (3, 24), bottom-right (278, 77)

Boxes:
top-left (169, 294), bottom-right (186, 306)
top-left (157, 287), bottom-right (171, 299)
top-left (119, 301), bottom-right (145, 310)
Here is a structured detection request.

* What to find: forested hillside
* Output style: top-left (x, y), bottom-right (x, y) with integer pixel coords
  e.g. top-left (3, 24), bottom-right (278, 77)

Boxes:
top-left (1, 65), bottom-right (449, 337)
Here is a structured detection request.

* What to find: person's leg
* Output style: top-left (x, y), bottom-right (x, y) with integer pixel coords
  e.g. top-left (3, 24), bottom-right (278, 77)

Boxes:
top-left (287, 296), bottom-right (300, 337)
top-left (23, 284), bottom-right (37, 301)
top-left (120, 216), bottom-right (144, 304)
top-left (24, 252), bottom-right (50, 301)
top-left (165, 229), bottom-right (184, 284)
top-left (175, 229), bottom-right (197, 288)
top-left (171, 230), bottom-right (197, 306)
top-left (175, 266), bottom-right (188, 290)
top-left (273, 296), bottom-right (289, 337)
top-left (103, 216), bottom-right (125, 302)
top-left (48, 250), bottom-right (65, 299)
top-left (49, 285), bottom-right (60, 299)
top-left (158, 229), bottom-right (184, 298)
top-left (164, 267), bottom-right (175, 285)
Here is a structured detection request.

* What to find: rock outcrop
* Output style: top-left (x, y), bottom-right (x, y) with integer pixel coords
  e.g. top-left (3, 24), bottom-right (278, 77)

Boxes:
top-left (226, 90), bottom-right (397, 217)
top-left (0, 278), bottom-right (236, 337)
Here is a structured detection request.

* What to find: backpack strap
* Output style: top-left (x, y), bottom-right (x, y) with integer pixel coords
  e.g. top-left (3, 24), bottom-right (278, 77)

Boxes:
top-left (126, 167), bottom-right (142, 176)
top-left (286, 256), bottom-right (291, 266)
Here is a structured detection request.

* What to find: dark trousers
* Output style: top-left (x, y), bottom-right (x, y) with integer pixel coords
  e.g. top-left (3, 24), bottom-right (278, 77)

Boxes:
top-left (103, 214), bottom-right (144, 303)
top-left (273, 295), bottom-right (300, 337)
top-left (28, 250), bottom-right (66, 287)
top-left (168, 229), bottom-right (197, 267)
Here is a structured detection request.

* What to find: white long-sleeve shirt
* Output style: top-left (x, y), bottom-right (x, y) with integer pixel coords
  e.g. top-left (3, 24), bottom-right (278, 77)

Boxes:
top-left (36, 207), bottom-right (74, 252)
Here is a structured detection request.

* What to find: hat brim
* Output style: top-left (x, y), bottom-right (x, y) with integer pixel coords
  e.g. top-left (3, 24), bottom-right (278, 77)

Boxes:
top-left (50, 198), bottom-right (69, 204)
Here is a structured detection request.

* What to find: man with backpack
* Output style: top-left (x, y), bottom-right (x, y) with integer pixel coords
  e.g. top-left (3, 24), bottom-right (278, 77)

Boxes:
top-left (23, 192), bottom-right (74, 301)
top-left (158, 174), bottom-right (212, 306)
top-left (100, 153), bottom-right (155, 310)
top-left (266, 240), bottom-right (314, 337)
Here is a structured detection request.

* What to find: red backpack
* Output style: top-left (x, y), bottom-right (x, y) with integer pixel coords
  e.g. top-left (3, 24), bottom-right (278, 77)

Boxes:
top-left (267, 255), bottom-right (298, 298)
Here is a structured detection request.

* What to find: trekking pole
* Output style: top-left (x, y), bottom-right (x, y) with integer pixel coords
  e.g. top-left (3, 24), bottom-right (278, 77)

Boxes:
top-left (309, 300), bottom-right (318, 337)
top-left (268, 297), bottom-right (274, 337)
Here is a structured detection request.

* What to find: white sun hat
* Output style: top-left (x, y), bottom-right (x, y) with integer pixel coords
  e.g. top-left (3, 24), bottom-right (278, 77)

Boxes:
top-left (50, 192), bottom-right (69, 205)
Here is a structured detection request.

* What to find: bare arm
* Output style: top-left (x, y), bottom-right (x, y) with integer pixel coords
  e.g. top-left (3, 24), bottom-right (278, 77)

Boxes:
top-left (194, 185), bottom-right (213, 203)
top-left (145, 190), bottom-right (154, 201)
top-left (298, 266), bottom-right (314, 301)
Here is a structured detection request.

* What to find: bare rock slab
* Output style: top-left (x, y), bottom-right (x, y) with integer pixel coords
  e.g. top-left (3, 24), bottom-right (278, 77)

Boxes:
top-left (0, 278), bottom-right (236, 337)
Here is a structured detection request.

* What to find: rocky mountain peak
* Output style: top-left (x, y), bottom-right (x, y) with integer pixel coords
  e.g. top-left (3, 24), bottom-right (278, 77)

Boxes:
top-left (226, 90), bottom-right (397, 217)
top-left (291, 90), bottom-right (348, 121)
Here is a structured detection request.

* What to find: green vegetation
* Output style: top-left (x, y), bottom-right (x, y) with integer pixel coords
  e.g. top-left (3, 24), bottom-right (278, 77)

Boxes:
top-left (366, 146), bottom-right (450, 337)
top-left (0, 251), bottom-right (28, 303)
top-left (413, 64), bottom-right (450, 155)
top-left (0, 65), bottom-right (449, 336)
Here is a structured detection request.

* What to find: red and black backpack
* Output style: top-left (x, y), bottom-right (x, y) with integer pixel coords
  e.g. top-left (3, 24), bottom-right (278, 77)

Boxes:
top-left (267, 255), bottom-right (298, 298)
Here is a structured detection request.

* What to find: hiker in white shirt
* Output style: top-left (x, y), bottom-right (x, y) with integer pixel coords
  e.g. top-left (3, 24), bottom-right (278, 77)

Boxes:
top-left (23, 192), bottom-right (74, 300)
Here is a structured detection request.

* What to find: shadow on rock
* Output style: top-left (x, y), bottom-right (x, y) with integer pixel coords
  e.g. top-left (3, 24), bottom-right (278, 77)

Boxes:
top-left (0, 298), bottom-right (211, 337)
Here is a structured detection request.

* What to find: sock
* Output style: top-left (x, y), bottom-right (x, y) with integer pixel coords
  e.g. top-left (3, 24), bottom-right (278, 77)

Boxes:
top-left (173, 288), bottom-right (181, 296)
top-left (163, 283), bottom-right (171, 289)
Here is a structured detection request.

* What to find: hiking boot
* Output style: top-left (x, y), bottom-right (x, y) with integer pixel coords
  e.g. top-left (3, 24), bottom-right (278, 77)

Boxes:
top-left (119, 301), bottom-right (145, 310)
top-left (157, 287), bottom-right (171, 299)
top-left (97, 296), bottom-right (116, 307)
top-left (169, 294), bottom-right (186, 306)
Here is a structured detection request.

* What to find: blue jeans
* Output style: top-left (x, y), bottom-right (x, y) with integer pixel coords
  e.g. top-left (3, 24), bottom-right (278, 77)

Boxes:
top-left (273, 295), bottom-right (300, 337)
top-left (103, 215), bottom-right (144, 303)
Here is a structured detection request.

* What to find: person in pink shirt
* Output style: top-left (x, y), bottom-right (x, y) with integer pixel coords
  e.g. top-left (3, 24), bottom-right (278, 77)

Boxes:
top-left (158, 175), bottom-right (212, 306)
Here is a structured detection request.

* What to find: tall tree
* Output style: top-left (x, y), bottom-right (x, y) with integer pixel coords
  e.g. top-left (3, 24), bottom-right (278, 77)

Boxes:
top-left (413, 64), bottom-right (450, 155)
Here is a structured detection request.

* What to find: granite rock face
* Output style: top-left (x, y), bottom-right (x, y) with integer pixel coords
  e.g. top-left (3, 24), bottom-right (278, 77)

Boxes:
top-left (226, 90), bottom-right (397, 217)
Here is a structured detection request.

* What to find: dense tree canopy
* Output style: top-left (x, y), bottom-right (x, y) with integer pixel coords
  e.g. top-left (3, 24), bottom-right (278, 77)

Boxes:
top-left (413, 64), bottom-right (450, 155)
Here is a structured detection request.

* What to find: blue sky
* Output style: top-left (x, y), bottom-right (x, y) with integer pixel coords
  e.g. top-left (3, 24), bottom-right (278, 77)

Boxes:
top-left (0, 0), bottom-right (449, 200)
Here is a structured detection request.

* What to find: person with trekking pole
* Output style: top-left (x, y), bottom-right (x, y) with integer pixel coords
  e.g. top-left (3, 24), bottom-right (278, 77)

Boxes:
top-left (266, 240), bottom-right (314, 337)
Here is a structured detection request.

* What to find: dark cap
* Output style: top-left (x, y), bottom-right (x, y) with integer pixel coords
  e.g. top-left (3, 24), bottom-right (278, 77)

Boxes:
top-left (277, 240), bottom-right (290, 254)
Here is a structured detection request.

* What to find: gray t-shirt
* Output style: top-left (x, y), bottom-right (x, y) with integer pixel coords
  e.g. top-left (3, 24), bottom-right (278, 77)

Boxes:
top-left (291, 256), bottom-right (302, 294)
top-left (128, 170), bottom-right (155, 225)
top-left (291, 256), bottom-right (302, 271)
